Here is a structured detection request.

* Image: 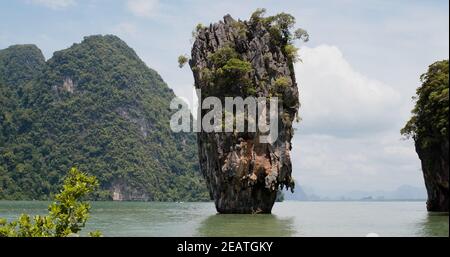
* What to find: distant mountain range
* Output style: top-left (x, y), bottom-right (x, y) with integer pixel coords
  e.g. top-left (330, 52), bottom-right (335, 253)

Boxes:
top-left (284, 184), bottom-right (427, 201)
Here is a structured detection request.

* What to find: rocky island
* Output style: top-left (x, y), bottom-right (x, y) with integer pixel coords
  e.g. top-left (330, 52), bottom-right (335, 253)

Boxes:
top-left (185, 9), bottom-right (308, 213)
top-left (0, 35), bottom-right (209, 201)
top-left (402, 60), bottom-right (449, 212)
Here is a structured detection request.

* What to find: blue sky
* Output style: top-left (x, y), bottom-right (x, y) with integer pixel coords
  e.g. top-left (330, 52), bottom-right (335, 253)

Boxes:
top-left (1, 0), bottom-right (449, 197)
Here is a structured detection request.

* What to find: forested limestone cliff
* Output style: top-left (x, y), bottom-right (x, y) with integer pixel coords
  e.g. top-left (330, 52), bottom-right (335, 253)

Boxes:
top-left (0, 35), bottom-right (208, 201)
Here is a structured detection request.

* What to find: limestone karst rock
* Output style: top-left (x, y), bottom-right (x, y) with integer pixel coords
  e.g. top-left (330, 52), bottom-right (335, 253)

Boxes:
top-left (401, 60), bottom-right (449, 212)
top-left (416, 138), bottom-right (449, 212)
top-left (0, 35), bottom-right (209, 201)
top-left (402, 60), bottom-right (449, 212)
top-left (189, 11), bottom-right (304, 213)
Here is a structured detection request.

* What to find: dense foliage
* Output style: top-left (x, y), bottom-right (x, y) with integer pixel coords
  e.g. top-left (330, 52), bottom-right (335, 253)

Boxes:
top-left (0, 44), bottom-right (45, 88)
top-left (0, 167), bottom-right (101, 237)
top-left (250, 8), bottom-right (309, 46)
top-left (401, 60), bottom-right (449, 148)
top-left (0, 35), bottom-right (209, 201)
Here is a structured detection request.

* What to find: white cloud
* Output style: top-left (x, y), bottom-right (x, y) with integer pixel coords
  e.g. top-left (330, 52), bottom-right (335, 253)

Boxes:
top-left (126, 0), bottom-right (159, 18)
top-left (30, 0), bottom-right (76, 9)
top-left (291, 132), bottom-right (422, 196)
top-left (290, 44), bottom-right (422, 196)
top-left (295, 45), bottom-right (401, 136)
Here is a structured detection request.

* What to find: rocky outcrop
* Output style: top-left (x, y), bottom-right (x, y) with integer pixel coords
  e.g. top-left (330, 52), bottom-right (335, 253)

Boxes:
top-left (402, 59), bottom-right (449, 212)
top-left (416, 139), bottom-right (449, 212)
top-left (189, 13), bottom-right (301, 213)
top-left (111, 180), bottom-right (150, 201)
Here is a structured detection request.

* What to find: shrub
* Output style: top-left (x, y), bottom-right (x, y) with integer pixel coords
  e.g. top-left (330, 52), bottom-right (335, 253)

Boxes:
top-left (294, 28), bottom-right (309, 42)
top-left (250, 8), bottom-right (309, 48)
top-left (274, 76), bottom-right (291, 88)
top-left (0, 167), bottom-right (101, 237)
top-left (231, 21), bottom-right (247, 37)
top-left (207, 46), bottom-right (239, 67)
top-left (178, 55), bottom-right (189, 68)
top-left (284, 44), bottom-right (300, 63)
top-left (192, 23), bottom-right (206, 39)
top-left (222, 58), bottom-right (252, 74)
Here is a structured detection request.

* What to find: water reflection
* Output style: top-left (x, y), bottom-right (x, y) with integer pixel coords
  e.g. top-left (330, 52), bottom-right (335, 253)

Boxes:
top-left (417, 212), bottom-right (449, 237)
top-left (196, 214), bottom-right (296, 237)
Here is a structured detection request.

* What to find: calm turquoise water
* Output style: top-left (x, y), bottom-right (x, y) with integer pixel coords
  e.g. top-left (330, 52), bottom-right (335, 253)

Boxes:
top-left (0, 201), bottom-right (447, 237)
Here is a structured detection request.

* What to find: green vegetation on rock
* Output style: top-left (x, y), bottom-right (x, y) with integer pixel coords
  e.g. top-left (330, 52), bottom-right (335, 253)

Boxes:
top-left (222, 58), bottom-right (252, 74)
top-left (207, 46), bottom-right (239, 67)
top-left (284, 44), bottom-right (300, 63)
top-left (254, 9), bottom-right (308, 51)
top-left (203, 45), bottom-right (253, 96)
top-left (274, 76), bottom-right (291, 88)
top-left (401, 60), bottom-right (449, 147)
top-left (192, 23), bottom-right (206, 39)
top-left (181, 8), bottom-right (308, 101)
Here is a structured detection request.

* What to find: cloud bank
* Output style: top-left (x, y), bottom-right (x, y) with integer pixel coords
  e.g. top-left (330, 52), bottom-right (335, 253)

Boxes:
top-left (290, 45), bottom-right (422, 195)
top-left (295, 45), bottom-right (401, 136)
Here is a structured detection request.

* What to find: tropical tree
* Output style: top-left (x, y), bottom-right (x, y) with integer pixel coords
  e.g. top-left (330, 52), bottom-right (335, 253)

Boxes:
top-left (0, 167), bottom-right (102, 237)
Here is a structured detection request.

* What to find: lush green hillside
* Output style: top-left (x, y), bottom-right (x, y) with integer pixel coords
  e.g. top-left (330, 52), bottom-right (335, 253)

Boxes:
top-left (0, 35), bottom-right (209, 201)
top-left (0, 44), bottom-right (46, 88)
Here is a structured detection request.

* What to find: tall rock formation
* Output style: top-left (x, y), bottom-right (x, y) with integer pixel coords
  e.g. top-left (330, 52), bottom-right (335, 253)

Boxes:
top-left (188, 10), bottom-right (306, 213)
top-left (402, 60), bottom-right (449, 212)
top-left (416, 138), bottom-right (449, 211)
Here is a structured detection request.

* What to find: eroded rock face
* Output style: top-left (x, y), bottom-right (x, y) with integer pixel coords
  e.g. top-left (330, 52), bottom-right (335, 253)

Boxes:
top-left (189, 14), bottom-right (299, 213)
top-left (417, 139), bottom-right (449, 212)
top-left (111, 180), bottom-right (150, 201)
